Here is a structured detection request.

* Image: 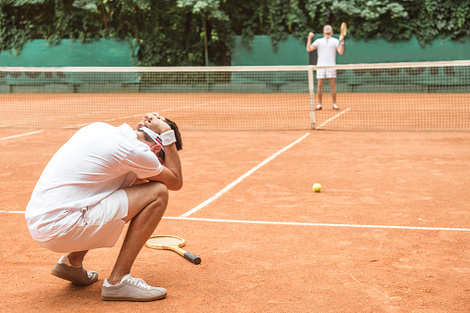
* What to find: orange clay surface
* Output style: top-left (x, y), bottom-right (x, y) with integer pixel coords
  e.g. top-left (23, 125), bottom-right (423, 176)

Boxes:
top-left (1, 92), bottom-right (468, 131)
top-left (1, 128), bottom-right (470, 312)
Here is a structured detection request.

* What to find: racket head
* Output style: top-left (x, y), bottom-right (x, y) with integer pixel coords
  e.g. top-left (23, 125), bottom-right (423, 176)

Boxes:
top-left (146, 235), bottom-right (185, 250)
top-left (341, 22), bottom-right (347, 36)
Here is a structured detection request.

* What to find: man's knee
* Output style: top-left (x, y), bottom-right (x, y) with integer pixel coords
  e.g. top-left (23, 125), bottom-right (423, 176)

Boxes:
top-left (148, 182), bottom-right (169, 205)
top-left (126, 181), bottom-right (168, 209)
top-left (124, 182), bottom-right (170, 222)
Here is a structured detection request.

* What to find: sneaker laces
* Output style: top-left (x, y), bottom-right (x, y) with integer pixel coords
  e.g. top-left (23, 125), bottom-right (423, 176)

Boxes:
top-left (125, 275), bottom-right (152, 290)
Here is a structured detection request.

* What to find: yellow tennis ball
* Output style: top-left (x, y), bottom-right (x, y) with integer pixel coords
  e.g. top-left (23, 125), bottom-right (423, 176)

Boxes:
top-left (312, 183), bottom-right (322, 192)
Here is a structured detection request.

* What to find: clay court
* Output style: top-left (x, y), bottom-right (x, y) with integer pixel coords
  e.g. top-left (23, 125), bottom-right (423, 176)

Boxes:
top-left (1, 91), bottom-right (470, 312)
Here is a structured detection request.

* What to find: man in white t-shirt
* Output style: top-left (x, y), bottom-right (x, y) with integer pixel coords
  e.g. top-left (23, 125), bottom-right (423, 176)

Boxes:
top-left (306, 24), bottom-right (345, 110)
top-left (25, 112), bottom-right (183, 302)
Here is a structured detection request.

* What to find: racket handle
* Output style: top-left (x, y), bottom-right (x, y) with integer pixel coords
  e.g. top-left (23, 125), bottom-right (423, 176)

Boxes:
top-left (184, 252), bottom-right (201, 265)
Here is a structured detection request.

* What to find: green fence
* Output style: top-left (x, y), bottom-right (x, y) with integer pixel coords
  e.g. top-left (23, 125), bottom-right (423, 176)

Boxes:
top-left (0, 36), bottom-right (468, 93)
top-left (0, 39), bottom-right (139, 92)
top-left (230, 35), bottom-right (470, 93)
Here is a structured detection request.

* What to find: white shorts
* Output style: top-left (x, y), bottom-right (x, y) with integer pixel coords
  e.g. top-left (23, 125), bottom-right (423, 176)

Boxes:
top-left (38, 190), bottom-right (129, 253)
top-left (316, 69), bottom-right (337, 79)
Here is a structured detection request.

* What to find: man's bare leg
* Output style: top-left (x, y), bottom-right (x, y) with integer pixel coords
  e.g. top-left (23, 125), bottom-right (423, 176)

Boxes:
top-left (67, 250), bottom-right (89, 267)
top-left (317, 78), bottom-right (324, 108)
top-left (330, 78), bottom-right (339, 109)
top-left (330, 78), bottom-right (337, 103)
top-left (107, 182), bottom-right (169, 285)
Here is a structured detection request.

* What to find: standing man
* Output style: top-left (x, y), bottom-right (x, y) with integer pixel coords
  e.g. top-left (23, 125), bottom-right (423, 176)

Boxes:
top-left (306, 24), bottom-right (345, 110)
top-left (25, 112), bottom-right (183, 302)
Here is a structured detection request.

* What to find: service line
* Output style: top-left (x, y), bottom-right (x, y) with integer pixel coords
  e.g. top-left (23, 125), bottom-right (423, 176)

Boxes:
top-left (166, 216), bottom-right (470, 232)
top-left (316, 108), bottom-right (351, 129)
top-left (179, 132), bottom-right (311, 218)
top-left (3, 210), bottom-right (470, 232)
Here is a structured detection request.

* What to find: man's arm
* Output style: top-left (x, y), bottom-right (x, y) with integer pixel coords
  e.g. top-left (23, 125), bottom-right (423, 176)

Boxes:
top-left (306, 32), bottom-right (317, 52)
top-left (147, 143), bottom-right (182, 191)
top-left (143, 114), bottom-right (183, 191)
top-left (337, 35), bottom-right (345, 55)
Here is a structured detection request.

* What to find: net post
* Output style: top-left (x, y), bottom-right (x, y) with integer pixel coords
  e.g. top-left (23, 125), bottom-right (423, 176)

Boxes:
top-left (307, 65), bottom-right (316, 129)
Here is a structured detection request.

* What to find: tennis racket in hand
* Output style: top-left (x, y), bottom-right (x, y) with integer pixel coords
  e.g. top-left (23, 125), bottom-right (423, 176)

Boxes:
top-left (340, 22), bottom-right (347, 38)
top-left (146, 235), bottom-right (201, 265)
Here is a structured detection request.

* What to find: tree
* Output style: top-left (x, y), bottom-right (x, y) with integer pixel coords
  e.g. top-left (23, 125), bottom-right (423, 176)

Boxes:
top-left (0, 0), bottom-right (468, 65)
top-left (177, 0), bottom-right (229, 66)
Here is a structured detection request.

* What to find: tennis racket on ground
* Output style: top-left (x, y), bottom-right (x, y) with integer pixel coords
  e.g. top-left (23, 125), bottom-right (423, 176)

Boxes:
top-left (341, 22), bottom-right (347, 37)
top-left (146, 235), bottom-right (201, 265)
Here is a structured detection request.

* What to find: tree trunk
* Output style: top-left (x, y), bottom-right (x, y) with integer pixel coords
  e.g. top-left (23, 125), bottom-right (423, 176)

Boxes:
top-left (202, 15), bottom-right (209, 66)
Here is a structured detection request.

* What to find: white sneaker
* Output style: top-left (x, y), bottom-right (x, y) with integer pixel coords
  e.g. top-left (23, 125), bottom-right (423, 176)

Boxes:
top-left (101, 274), bottom-right (167, 302)
top-left (333, 104), bottom-right (340, 110)
top-left (316, 104), bottom-right (322, 110)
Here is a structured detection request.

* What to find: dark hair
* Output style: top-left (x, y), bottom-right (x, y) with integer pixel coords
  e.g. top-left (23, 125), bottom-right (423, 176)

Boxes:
top-left (164, 117), bottom-right (183, 151)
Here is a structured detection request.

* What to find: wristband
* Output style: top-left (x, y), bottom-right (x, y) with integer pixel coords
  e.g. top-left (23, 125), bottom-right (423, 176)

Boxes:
top-left (161, 130), bottom-right (176, 146)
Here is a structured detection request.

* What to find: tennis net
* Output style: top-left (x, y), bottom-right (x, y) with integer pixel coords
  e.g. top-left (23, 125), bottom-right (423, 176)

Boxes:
top-left (1, 60), bottom-right (469, 131)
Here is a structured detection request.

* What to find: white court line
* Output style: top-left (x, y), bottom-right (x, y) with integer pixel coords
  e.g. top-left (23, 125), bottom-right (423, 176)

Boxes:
top-left (3, 210), bottom-right (470, 232)
top-left (164, 216), bottom-right (470, 232)
top-left (316, 108), bottom-right (351, 129)
top-left (2, 210), bottom-right (469, 232)
top-left (180, 132), bottom-right (310, 218)
top-left (0, 130), bottom-right (45, 141)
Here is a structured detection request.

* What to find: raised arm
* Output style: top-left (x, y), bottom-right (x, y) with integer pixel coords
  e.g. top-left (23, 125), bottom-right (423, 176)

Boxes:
top-left (337, 34), bottom-right (345, 55)
top-left (306, 32), bottom-right (317, 52)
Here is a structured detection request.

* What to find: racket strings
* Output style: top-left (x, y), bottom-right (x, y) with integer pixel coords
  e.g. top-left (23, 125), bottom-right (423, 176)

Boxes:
top-left (147, 236), bottom-right (184, 247)
top-left (341, 22), bottom-right (347, 36)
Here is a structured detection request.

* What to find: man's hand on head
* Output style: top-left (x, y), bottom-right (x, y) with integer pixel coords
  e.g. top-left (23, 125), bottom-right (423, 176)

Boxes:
top-left (138, 112), bottom-right (171, 134)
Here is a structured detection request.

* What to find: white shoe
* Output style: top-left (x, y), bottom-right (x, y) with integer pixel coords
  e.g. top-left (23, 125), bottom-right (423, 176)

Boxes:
top-left (316, 104), bottom-right (322, 110)
top-left (101, 274), bottom-right (167, 302)
top-left (333, 104), bottom-right (339, 110)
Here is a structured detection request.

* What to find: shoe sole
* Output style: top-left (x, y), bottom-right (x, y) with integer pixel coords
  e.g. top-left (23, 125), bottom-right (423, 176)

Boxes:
top-left (101, 293), bottom-right (167, 302)
top-left (51, 268), bottom-right (98, 286)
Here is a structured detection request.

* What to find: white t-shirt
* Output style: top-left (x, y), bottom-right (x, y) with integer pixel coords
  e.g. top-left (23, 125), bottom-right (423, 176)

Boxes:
top-left (313, 37), bottom-right (341, 66)
top-left (25, 122), bottom-right (163, 242)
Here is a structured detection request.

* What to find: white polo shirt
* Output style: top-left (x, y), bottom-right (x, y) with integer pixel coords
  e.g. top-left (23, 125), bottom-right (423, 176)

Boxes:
top-left (313, 37), bottom-right (341, 66)
top-left (25, 122), bottom-right (163, 242)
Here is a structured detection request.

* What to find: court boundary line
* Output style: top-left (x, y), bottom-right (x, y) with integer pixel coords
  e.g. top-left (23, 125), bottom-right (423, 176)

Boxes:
top-left (179, 132), bottom-right (311, 218)
top-left (166, 216), bottom-right (470, 232)
top-left (316, 108), bottom-right (351, 129)
top-left (0, 130), bottom-right (45, 141)
top-left (2, 210), bottom-right (469, 232)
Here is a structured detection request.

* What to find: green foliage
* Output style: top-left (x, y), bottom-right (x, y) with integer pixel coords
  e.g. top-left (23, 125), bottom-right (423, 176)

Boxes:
top-left (0, 0), bottom-right (469, 65)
